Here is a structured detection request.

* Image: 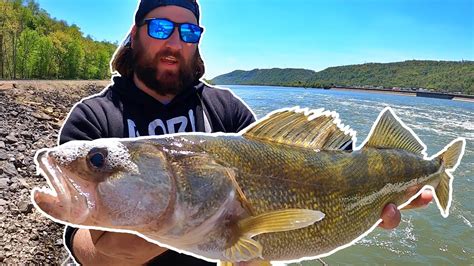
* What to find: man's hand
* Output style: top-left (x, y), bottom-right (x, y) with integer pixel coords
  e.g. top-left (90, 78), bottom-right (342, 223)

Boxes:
top-left (73, 229), bottom-right (167, 265)
top-left (379, 190), bottom-right (433, 229)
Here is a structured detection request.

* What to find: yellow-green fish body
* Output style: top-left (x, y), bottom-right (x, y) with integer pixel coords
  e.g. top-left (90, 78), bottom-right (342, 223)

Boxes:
top-left (187, 136), bottom-right (439, 259)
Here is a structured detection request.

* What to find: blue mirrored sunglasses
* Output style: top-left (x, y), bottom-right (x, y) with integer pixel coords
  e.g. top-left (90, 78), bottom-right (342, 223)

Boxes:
top-left (138, 18), bottom-right (204, 44)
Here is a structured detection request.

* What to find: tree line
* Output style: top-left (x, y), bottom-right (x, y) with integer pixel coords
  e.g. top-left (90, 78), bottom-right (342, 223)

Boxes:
top-left (0, 0), bottom-right (117, 80)
top-left (307, 60), bottom-right (474, 94)
top-left (212, 61), bottom-right (474, 95)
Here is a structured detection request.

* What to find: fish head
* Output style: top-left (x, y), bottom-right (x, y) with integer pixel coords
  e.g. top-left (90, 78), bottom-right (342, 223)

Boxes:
top-left (32, 139), bottom-right (174, 232)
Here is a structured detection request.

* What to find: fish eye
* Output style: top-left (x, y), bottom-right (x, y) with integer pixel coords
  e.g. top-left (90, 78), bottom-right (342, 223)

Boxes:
top-left (87, 148), bottom-right (108, 169)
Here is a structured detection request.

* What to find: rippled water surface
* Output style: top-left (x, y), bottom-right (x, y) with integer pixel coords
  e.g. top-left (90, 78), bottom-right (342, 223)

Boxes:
top-left (226, 85), bottom-right (473, 265)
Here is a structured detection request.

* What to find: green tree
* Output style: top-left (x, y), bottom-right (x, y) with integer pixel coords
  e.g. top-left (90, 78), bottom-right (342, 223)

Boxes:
top-left (0, 0), bottom-right (117, 80)
top-left (33, 35), bottom-right (55, 78)
top-left (16, 28), bottom-right (40, 78)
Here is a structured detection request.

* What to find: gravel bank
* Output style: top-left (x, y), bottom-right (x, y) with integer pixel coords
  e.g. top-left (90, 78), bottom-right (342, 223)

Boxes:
top-left (0, 80), bottom-right (110, 264)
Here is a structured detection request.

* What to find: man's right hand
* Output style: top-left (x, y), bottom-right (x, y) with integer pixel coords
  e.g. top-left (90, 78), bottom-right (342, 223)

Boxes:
top-left (72, 228), bottom-right (168, 265)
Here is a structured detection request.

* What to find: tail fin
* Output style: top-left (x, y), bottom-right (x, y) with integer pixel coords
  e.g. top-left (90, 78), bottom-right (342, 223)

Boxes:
top-left (433, 138), bottom-right (466, 218)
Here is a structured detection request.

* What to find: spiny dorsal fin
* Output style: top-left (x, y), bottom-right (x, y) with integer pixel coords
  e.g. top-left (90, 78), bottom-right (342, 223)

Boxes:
top-left (242, 107), bottom-right (356, 150)
top-left (363, 107), bottom-right (425, 154)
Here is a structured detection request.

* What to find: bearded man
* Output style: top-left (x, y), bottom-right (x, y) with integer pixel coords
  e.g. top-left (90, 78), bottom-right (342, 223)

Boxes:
top-left (58, 0), bottom-right (432, 265)
top-left (60, 1), bottom-right (256, 264)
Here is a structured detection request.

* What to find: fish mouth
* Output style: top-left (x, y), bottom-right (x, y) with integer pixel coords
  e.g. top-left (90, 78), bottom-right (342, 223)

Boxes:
top-left (32, 149), bottom-right (90, 224)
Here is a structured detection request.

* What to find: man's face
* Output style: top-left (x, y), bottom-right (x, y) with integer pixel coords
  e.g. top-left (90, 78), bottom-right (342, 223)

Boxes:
top-left (132, 5), bottom-right (199, 96)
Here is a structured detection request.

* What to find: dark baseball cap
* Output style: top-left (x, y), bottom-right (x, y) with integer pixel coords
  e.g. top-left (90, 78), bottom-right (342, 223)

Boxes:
top-left (134, 0), bottom-right (200, 25)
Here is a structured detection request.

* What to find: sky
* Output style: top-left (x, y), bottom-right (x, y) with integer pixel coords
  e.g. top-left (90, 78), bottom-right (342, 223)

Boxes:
top-left (36, 0), bottom-right (473, 79)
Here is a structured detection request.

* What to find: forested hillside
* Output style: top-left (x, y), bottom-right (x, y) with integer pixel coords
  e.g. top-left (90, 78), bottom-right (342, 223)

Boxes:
top-left (212, 60), bottom-right (474, 95)
top-left (0, 0), bottom-right (117, 80)
top-left (213, 68), bottom-right (316, 86)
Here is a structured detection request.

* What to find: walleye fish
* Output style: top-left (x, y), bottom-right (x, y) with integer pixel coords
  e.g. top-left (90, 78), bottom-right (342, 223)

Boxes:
top-left (32, 107), bottom-right (465, 264)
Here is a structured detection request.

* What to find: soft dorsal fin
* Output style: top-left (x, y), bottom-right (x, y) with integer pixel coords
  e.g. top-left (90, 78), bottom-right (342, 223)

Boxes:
top-left (362, 107), bottom-right (425, 154)
top-left (242, 107), bottom-right (356, 150)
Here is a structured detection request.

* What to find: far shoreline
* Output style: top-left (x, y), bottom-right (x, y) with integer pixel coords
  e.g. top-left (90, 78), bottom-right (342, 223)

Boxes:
top-left (328, 87), bottom-right (416, 97)
top-left (325, 86), bottom-right (474, 103)
top-left (1, 80), bottom-right (472, 103)
top-left (221, 84), bottom-right (474, 103)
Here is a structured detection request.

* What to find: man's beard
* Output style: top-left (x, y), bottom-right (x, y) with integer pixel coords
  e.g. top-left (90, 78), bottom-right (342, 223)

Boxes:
top-left (132, 45), bottom-right (197, 96)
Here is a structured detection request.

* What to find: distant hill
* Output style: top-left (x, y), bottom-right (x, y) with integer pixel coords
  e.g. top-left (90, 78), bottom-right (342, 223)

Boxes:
top-left (211, 60), bottom-right (474, 95)
top-left (212, 68), bottom-right (316, 86)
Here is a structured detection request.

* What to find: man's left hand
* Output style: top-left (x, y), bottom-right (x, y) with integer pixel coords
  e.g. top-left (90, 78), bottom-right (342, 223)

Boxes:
top-left (379, 190), bottom-right (433, 229)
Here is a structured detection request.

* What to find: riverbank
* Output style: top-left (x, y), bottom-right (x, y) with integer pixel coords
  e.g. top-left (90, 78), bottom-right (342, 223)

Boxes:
top-left (328, 87), bottom-right (474, 102)
top-left (329, 87), bottom-right (417, 97)
top-left (0, 80), bottom-right (107, 263)
top-left (217, 83), bottom-right (473, 102)
top-left (0, 80), bottom-right (111, 91)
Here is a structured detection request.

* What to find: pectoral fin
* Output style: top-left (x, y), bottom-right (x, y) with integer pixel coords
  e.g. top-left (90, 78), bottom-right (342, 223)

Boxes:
top-left (239, 209), bottom-right (325, 237)
top-left (223, 209), bottom-right (325, 262)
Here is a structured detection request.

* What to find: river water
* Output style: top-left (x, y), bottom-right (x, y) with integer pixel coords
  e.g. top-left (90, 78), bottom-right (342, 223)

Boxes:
top-left (226, 85), bottom-right (473, 265)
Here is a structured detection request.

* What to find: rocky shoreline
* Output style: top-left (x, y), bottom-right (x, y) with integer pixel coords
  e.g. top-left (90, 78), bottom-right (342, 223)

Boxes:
top-left (0, 80), bottom-right (110, 264)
